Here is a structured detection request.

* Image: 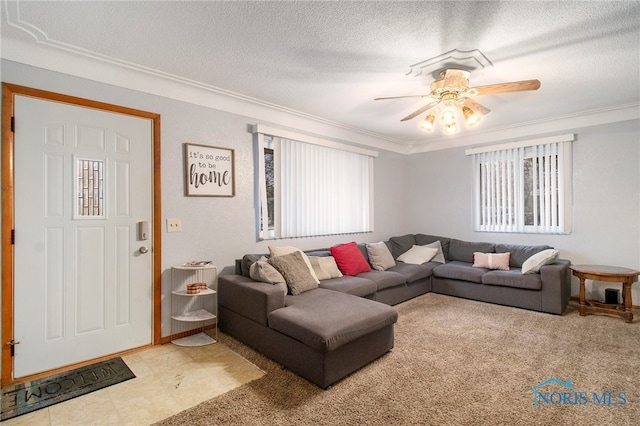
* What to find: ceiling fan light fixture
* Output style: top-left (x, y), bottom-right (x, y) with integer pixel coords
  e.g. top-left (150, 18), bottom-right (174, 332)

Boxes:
top-left (443, 122), bottom-right (458, 135)
top-left (420, 114), bottom-right (436, 131)
top-left (462, 106), bottom-right (481, 127)
top-left (440, 105), bottom-right (457, 126)
top-left (375, 67), bottom-right (541, 137)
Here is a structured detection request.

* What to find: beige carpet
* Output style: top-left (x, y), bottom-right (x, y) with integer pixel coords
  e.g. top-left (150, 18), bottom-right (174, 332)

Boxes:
top-left (155, 293), bottom-right (640, 425)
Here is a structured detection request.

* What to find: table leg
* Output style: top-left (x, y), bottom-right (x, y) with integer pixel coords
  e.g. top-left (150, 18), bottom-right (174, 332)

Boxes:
top-left (622, 281), bottom-right (633, 323)
top-left (578, 276), bottom-right (586, 316)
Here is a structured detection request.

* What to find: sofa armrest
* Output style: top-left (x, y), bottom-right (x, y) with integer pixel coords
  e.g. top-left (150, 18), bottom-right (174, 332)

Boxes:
top-left (539, 259), bottom-right (572, 314)
top-left (218, 275), bottom-right (285, 326)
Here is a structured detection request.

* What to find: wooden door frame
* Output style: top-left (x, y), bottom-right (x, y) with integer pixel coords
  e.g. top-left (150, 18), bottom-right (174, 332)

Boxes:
top-left (1, 83), bottom-right (162, 386)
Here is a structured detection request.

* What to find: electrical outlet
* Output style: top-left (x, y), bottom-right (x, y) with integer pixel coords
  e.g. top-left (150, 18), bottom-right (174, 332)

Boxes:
top-left (167, 218), bottom-right (182, 232)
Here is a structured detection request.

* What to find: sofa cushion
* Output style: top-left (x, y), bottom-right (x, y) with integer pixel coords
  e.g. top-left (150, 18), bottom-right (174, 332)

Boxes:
top-left (305, 249), bottom-right (332, 257)
top-left (218, 275), bottom-right (285, 327)
top-left (249, 256), bottom-right (287, 295)
top-left (308, 256), bottom-right (343, 280)
top-left (269, 245), bottom-right (320, 284)
top-left (366, 241), bottom-right (396, 271)
top-left (357, 270), bottom-right (407, 291)
top-left (269, 289), bottom-right (398, 353)
top-left (433, 261), bottom-right (487, 283)
top-left (472, 252), bottom-right (510, 270)
top-left (330, 242), bottom-right (372, 276)
top-left (414, 234), bottom-right (451, 261)
top-left (269, 251), bottom-right (319, 295)
top-left (389, 234), bottom-right (416, 258)
top-left (521, 249), bottom-right (560, 274)
top-left (482, 269), bottom-right (542, 290)
top-left (388, 262), bottom-right (436, 283)
top-left (495, 244), bottom-right (554, 268)
top-left (449, 239), bottom-right (496, 263)
top-left (318, 276), bottom-right (377, 298)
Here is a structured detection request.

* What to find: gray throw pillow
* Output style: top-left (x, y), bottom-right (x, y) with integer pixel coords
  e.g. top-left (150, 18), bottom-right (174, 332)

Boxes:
top-left (308, 256), bottom-right (343, 280)
top-left (269, 251), bottom-right (319, 295)
top-left (366, 241), bottom-right (396, 271)
top-left (249, 256), bottom-right (287, 295)
top-left (422, 240), bottom-right (446, 264)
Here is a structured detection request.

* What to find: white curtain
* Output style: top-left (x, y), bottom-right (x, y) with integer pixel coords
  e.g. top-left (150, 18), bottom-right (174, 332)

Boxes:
top-left (474, 141), bottom-right (569, 234)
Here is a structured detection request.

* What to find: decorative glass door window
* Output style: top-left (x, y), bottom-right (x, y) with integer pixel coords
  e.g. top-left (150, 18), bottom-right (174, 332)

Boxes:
top-left (75, 158), bottom-right (105, 218)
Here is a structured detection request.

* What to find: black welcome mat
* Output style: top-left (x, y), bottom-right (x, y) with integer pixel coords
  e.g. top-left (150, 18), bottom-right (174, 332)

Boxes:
top-left (1, 357), bottom-right (135, 421)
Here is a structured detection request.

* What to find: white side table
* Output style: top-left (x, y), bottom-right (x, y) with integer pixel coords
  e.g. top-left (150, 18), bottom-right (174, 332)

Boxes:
top-left (170, 264), bottom-right (217, 346)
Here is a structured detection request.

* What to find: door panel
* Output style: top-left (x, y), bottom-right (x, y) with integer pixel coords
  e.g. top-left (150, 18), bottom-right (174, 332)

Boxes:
top-left (13, 95), bottom-right (153, 377)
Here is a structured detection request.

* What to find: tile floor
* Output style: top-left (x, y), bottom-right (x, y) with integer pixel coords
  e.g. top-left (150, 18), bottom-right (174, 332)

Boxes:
top-left (3, 341), bottom-right (265, 426)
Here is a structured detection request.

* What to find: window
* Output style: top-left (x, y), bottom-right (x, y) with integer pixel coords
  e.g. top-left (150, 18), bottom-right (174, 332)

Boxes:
top-left (467, 134), bottom-right (573, 234)
top-left (254, 125), bottom-right (376, 239)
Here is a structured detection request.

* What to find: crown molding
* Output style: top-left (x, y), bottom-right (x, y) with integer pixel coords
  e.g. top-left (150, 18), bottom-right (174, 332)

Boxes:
top-left (0, 33), bottom-right (411, 155)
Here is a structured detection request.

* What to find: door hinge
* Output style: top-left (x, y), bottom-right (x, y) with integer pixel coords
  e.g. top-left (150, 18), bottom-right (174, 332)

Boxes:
top-left (11, 116), bottom-right (15, 133)
top-left (9, 340), bottom-right (20, 357)
top-left (11, 229), bottom-right (15, 245)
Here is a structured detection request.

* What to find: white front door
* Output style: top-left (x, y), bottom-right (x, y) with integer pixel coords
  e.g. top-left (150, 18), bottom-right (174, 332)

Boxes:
top-left (13, 95), bottom-right (153, 378)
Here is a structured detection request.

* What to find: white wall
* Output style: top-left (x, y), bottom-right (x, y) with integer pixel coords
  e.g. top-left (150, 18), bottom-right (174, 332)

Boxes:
top-left (406, 120), bottom-right (640, 301)
top-left (0, 60), bottom-right (410, 341)
top-left (1, 58), bottom-right (638, 353)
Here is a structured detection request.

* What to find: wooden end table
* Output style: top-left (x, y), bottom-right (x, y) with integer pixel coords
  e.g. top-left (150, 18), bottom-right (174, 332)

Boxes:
top-left (570, 265), bottom-right (640, 323)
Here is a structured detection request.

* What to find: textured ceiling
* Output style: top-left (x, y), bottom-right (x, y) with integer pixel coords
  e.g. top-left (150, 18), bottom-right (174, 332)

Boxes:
top-left (2, 1), bottom-right (639, 149)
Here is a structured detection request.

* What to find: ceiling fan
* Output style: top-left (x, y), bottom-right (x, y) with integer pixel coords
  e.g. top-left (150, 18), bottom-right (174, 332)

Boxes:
top-left (375, 69), bottom-right (541, 135)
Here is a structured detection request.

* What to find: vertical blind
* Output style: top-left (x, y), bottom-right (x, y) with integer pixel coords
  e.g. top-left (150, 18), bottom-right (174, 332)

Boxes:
top-left (277, 138), bottom-right (372, 238)
top-left (475, 148), bottom-right (519, 232)
top-left (470, 136), bottom-right (572, 234)
top-left (255, 127), bottom-right (376, 240)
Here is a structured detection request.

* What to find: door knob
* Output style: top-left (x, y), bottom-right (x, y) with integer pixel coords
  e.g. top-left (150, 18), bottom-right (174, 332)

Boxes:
top-left (139, 246), bottom-right (149, 254)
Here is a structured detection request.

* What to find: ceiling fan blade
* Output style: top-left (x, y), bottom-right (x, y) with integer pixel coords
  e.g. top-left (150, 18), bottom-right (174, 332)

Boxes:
top-left (463, 98), bottom-right (491, 115)
top-left (472, 79), bottom-right (541, 96)
top-left (400, 101), bottom-right (440, 122)
top-left (374, 94), bottom-right (431, 101)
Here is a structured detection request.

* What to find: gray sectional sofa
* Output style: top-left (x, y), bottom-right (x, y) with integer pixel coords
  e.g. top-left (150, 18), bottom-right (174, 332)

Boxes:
top-left (218, 233), bottom-right (571, 388)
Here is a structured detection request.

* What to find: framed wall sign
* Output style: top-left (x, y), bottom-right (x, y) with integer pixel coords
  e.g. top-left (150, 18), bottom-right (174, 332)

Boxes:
top-left (184, 143), bottom-right (235, 197)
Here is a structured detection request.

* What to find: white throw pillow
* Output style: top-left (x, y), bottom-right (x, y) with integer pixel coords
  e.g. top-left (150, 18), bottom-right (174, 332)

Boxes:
top-left (269, 246), bottom-right (320, 284)
top-left (366, 241), bottom-right (396, 271)
top-left (397, 245), bottom-right (438, 265)
top-left (521, 249), bottom-right (559, 274)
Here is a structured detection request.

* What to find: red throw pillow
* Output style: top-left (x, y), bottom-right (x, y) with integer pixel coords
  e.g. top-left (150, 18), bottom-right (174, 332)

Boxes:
top-left (330, 242), bottom-right (372, 276)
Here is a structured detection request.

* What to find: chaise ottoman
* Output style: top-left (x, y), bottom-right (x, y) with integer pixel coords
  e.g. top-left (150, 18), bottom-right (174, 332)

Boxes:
top-left (267, 288), bottom-right (398, 388)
